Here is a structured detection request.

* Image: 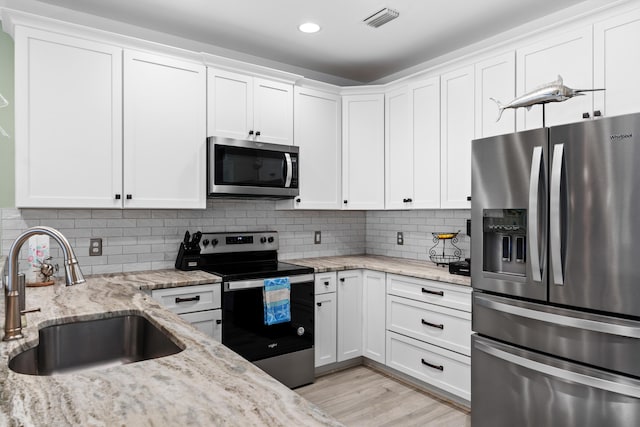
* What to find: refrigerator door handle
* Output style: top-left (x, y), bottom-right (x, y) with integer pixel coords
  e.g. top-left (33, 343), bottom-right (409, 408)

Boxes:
top-left (550, 143), bottom-right (564, 285)
top-left (475, 339), bottom-right (640, 398)
top-left (528, 146), bottom-right (543, 282)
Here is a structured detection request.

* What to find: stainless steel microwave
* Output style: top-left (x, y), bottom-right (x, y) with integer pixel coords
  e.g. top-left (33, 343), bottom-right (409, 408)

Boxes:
top-left (207, 136), bottom-right (299, 198)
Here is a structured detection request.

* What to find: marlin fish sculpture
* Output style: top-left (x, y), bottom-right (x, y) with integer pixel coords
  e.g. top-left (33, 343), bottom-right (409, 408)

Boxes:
top-left (491, 75), bottom-right (605, 121)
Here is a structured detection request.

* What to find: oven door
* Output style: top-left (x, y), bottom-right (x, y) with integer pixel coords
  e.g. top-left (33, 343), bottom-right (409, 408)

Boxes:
top-left (222, 274), bottom-right (314, 361)
top-left (208, 136), bottom-right (299, 198)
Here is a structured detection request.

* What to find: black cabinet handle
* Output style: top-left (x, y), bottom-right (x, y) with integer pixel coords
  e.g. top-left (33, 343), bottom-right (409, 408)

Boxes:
top-left (175, 295), bottom-right (200, 304)
top-left (421, 288), bottom-right (444, 297)
top-left (324, 281), bottom-right (329, 286)
top-left (421, 358), bottom-right (444, 371)
top-left (296, 198), bottom-right (301, 203)
top-left (466, 196), bottom-right (472, 201)
top-left (317, 302), bottom-right (322, 307)
top-left (583, 112), bottom-right (590, 119)
top-left (216, 319), bottom-right (222, 325)
top-left (340, 278), bottom-right (345, 282)
top-left (255, 131), bottom-right (261, 136)
top-left (343, 200), bottom-right (348, 204)
top-left (126, 194), bottom-right (132, 200)
top-left (115, 194), bottom-right (121, 200)
top-left (421, 319), bottom-right (444, 329)
top-left (594, 110), bottom-right (602, 117)
top-left (249, 130), bottom-right (254, 135)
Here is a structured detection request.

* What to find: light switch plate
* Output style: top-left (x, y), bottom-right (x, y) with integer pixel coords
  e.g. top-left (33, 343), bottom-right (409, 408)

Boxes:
top-left (314, 231), bottom-right (322, 244)
top-left (90, 238), bottom-right (102, 256)
top-left (397, 232), bottom-right (404, 245)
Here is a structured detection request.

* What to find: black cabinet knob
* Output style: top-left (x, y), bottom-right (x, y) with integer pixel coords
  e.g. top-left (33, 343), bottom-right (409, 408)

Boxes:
top-left (115, 194), bottom-right (121, 200)
top-left (316, 302), bottom-right (322, 307)
top-left (340, 277), bottom-right (345, 282)
top-left (582, 112), bottom-right (590, 119)
top-left (594, 110), bottom-right (602, 117)
top-left (126, 194), bottom-right (132, 200)
top-left (296, 198), bottom-right (301, 203)
top-left (324, 281), bottom-right (329, 286)
top-left (216, 319), bottom-right (222, 325)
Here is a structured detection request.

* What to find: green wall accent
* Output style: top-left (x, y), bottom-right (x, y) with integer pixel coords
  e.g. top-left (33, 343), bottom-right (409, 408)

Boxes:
top-left (0, 30), bottom-right (14, 208)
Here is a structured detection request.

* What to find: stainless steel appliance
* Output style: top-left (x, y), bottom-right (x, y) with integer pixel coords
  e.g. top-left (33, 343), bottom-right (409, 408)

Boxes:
top-left (471, 113), bottom-right (640, 426)
top-left (207, 136), bottom-right (299, 198)
top-left (175, 231), bottom-right (315, 389)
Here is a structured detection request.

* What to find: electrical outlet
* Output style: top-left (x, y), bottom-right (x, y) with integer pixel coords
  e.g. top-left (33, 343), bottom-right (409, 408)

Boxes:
top-left (397, 232), bottom-right (404, 245)
top-left (90, 238), bottom-right (102, 256)
top-left (314, 231), bottom-right (322, 244)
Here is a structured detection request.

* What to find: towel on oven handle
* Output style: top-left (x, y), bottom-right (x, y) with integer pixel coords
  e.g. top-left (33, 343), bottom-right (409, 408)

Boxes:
top-left (263, 277), bottom-right (291, 325)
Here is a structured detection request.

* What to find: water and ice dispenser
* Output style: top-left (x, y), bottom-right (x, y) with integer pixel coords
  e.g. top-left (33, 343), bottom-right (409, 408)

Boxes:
top-left (482, 209), bottom-right (527, 277)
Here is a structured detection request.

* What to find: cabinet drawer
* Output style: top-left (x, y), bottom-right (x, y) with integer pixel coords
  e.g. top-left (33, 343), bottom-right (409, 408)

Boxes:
top-left (387, 295), bottom-right (471, 356)
top-left (315, 272), bottom-right (337, 294)
top-left (179, 309), bottom-right (222, 342)
top-left (386, 331), bottom-right (470, 401)
top-left (386, 274), bottom-right (471, 312)
top-left (151, 284), bottom-right (221, 314)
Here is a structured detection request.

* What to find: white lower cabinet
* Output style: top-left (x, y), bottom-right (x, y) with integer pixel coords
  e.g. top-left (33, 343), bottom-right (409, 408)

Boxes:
top-left (386, 274), bottom-right (472, 401)
top-left (386, 331), bottom-right (471, 401)
top-left (151, 283), bottom-right (221, 341)
top-left (362, 270), bottom-right (386, 363)
top-left (337, 270), bottom-right (364, 361)
top-left (315, 272), bottom-right (338, 367)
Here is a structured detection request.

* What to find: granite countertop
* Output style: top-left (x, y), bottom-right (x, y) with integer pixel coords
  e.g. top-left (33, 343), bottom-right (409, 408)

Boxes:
top-left (287, 255), bottom-right (471, 287)
top-left (0, 261), bottom-right (341, 427)
top-left (91, 268), bottom-right (222, 291)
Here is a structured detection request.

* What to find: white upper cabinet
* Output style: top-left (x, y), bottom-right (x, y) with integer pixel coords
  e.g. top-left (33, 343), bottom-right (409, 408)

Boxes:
top-left (475, 52), bottom-right (516, 138)
top-left (516, 27), bottom-right (593, 130)
top-left (594, 8), bottom-right (640, 117)
top-left (342, 93), bottom-right (385, 210)
top-left (207, 69), bottom-right (293, 144)
top-left (410, 76), bottom-right (441, 209)
top-left (440, 65), bottom-right (475, 209)
top-left (14, 27), bottom-right (123, 208)
top-left (385, 87), bottom-right (412, 209)
top-left (285, 87), bottom-right (342, 209)
top-left (123, 50), bottom-right (206, 209)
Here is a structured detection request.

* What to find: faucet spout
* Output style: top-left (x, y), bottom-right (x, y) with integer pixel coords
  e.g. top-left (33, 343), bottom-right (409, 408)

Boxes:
top-left (4, 226), bottom-right (85, 341)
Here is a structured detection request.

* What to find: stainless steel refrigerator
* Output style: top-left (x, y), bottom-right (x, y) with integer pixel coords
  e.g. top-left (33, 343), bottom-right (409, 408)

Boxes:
top-left (471, 112), bottom-right (640, 427)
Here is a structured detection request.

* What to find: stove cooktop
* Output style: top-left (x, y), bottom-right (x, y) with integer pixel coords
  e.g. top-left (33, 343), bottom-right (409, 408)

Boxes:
top-left (202, 261), bottom-right (314, 282)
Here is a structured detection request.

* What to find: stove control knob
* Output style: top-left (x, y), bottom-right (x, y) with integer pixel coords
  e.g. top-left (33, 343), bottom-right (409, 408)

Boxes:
top-left (260, 237), bottom-right (267, 244)
top-left (211, 239), bottom-right (218, 246)
top-left (267, 236), bottom-right (274, 243)
top-left (297, 327), bottom-right (305, 336)
top-left (202, 239), bottom-right (210, 247)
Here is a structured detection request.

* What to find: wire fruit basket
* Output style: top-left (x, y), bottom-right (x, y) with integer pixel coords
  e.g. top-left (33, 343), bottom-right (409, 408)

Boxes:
top-left (429, 231), bottom-right (462, 266)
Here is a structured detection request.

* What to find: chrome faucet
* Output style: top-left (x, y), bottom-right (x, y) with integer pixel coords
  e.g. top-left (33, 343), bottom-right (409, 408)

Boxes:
top-left (4, 226), bottom-right (85, 341)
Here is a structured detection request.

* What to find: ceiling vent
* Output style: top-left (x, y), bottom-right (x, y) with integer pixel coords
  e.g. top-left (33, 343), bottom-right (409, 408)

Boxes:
top-left (363, 7), bottom-right (399, 28)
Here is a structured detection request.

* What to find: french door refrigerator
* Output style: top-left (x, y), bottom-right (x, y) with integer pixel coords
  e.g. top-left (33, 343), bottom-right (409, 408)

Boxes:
top-left (471, 112), bottom-right (640, 427)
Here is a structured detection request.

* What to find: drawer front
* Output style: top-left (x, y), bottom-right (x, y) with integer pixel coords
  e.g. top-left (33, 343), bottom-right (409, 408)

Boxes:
top-left (151, 283), bottom-right (221, 314)
top-left (179, 309), bottom-right (222, 342)
top-left (387, 274), bottom-right (471, 312)
top-left (387, 295), bottom-right (471, 356)
top-left (315, 272), bottom-right (337, 295)
top-left (386, 331), bottom-right (470, 401)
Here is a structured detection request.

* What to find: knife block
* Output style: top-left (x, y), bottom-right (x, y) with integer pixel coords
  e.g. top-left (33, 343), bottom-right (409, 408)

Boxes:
top-left (174, 242), bottom-right (201, 271)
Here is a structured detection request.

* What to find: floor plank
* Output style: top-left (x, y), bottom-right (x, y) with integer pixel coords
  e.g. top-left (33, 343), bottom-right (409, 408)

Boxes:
top-left (297, 366), bottom-right (470, 427)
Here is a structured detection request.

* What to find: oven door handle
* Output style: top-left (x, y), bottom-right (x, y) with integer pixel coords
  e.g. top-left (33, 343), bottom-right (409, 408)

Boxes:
top-left (225, 273), bottom-right (314, 291)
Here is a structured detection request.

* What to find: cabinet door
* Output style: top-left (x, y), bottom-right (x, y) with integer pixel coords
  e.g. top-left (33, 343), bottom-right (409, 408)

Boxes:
top-left (253, 78), bottom-right (294, 145)
top-left (14, 27), bottom-right (123, 208)
top-left (337, 270), bottom-right (363, 361)
top-left (410, 76), bottom-right (441, 209)
top-left (385, 87), bottom-right (412, 209)
top-left (123, 51), bottom-right (206, 209)
top-left (516, 27), bottom-right (593, 130)
top-left (476, 52), bottom-right (516, 138)
top-left (342, 94), bottom-right (385, 210)
top-left (207, 68), bottom-right (253, 140)
top-left (594, 9), bottom-right (640, 117)
top-left (315, 292), bottom-right (337, 367)
top-left (292, 87), bottom-right (342, 209)
top-left (179, 309), bottom-right (222, 342)
top-left (362, 270), bottom-right (386, 364)
top-left (440, 65), bottom-right (475, 209)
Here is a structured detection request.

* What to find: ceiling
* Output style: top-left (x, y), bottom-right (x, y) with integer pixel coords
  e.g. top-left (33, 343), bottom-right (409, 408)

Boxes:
top-left (5, 0), bottom-right (608, 84)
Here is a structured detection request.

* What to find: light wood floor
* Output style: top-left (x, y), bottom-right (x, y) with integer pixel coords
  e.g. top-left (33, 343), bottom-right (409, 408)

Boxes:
top-left (297, 366), bottom-right (471, 427)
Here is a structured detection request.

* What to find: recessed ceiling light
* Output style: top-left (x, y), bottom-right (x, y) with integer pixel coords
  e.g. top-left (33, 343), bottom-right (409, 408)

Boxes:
top-left (298, 22), bottom-right (320, 34)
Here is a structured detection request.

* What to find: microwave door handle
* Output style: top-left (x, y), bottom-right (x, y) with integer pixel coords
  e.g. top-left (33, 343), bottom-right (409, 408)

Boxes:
top-left (550, 143), bottom-right (564, 286)
top-left (528, 146), bottom-right (543, 283)
top-left (284, 153), bottom-right (293, 188)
